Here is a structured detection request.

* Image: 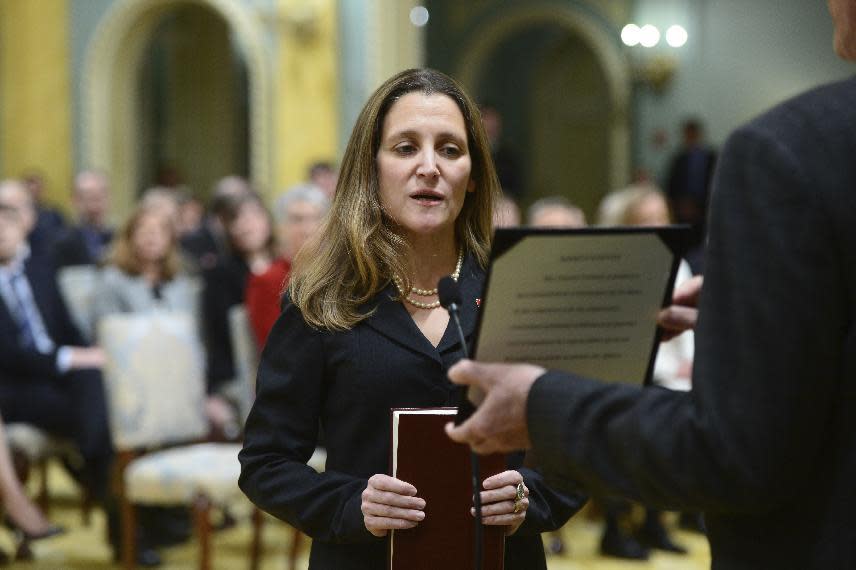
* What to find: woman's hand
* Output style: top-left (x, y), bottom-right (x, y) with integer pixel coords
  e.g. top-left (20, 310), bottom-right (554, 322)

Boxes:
top-left (658, 275), bottom-right (703, 341)
top-left (205, 395), bottom-right (237, 428)
top-left (474, 470), bottom-right (529, 535)
top-left (361, 474), bottom-right (426, 537)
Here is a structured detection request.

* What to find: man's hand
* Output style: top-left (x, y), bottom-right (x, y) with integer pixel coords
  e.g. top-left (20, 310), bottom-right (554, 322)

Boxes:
top-left (68, 346), bottom-right (106, 369)
top-left (444, 360), bottom-right (544, 454)
top-left (205, 394), bottom-right (238, 430)
top-left (658, 275), bottom-right (703, 341)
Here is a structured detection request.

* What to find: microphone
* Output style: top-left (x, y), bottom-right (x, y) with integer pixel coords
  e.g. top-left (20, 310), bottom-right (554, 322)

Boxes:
top-left (439, 275), bottom-right (483, 570)
top-left (438, 276), bottom-right (478, 424)
top-left (438, 276), bottom-right (463, 350)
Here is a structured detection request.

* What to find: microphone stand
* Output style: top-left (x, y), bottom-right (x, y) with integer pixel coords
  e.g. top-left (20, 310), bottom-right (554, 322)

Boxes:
top-left (439, 276), bottom-right (483, 570)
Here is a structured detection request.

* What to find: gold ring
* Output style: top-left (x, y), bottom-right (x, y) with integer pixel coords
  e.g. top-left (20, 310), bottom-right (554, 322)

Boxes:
top-left (513, 482), bottom-right (525, 513)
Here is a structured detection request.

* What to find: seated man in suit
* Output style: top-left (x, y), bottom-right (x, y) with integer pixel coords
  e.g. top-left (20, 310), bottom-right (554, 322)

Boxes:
top-left (52, 170), bottom-right (113, 268)
top-left (0, 179), bottom-right (112, 501)
top-left (21, 171), bottom-right (67, 260)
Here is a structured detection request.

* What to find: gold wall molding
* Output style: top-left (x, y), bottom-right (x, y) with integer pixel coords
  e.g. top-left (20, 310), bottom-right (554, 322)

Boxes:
top-left (271, 0), bottom-right (339, 191)
top-left (365, 0), bottom-right (425, 92)
top-left (0, 0), bottom-right (73, 210)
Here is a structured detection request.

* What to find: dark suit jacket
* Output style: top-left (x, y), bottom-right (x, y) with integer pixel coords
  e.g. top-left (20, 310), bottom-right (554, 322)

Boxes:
top-left (239, 255), bottom-right (585, 569)
top-left (0, 255), bottom-right (85, 383)
top-left (666, 147), bottom-right (717, 202)
top-left (527, 76), bottom-right (856, 568)
top-left (51, 225), bottom-right (113, 268)
top-left (202, 254), bottom-right (249, 392)
top-left (28, 206), bottom-right (67, 259)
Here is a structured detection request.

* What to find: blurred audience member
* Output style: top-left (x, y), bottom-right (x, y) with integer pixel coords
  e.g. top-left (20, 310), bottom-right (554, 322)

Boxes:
top-left (481, 103), bottom-right (522, 199)
top-left (307, 161), bottom-right (338, 199)
top-left (602, 186), bottom-right (693, 391)
top-left (53, 170), bottom-right (113, 268)
top-left (492, 193), bottom-right (521, 228)
top-left (528, 196), bottom-right (586, 228)
top-left (176, 189), bottom-right (205, 238)
top-left (665, 118), bottom-right (716, 273)
top-left (245, 184), bottom-right (329, 349)
top-left (140, 187), bottom-right (181, 230)
top-left (202, 192), bottom-right (275, 436)
top-left (22, 170), bottom-right (67, 258)
top-left (0, 181), bottom-right (112, 507)
top-left (91, 204), bottom-right (202, 560)
top-left (0, 178), bottom-right (37, 261)
top-left (93, 205), bottom-right (200, 322)
top-left (527, 194), bottom-right (586, 557)
top-left (181, 175), bottom-right (252, 272)
top-left (593, 184), bottom-right (693, 557)
top-left (0, 410), bottom-right (64, 559)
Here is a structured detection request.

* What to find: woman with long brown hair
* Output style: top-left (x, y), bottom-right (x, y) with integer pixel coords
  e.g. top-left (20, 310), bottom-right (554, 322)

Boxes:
top-left (93, 203), bottom-right (199, 319)
top-left (238, 69), bottom-right (584, 569)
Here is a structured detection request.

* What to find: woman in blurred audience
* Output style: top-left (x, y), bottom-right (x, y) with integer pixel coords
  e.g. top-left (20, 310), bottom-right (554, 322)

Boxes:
top-left (0, 414), bottom-right (63, 549)
top-left (202, 192), bottom-right (276, 435)
top-left (244, 184), bottom-right (329, 349)
top-left (92, 203), bottom-right (204, 560)
top-left (93, 204), bottom-right (200, 319)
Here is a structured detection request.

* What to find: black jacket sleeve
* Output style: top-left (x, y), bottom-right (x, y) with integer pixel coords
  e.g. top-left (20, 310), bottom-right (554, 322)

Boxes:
top-left (0, 343), bottom-right (61, 380)
top-left (515, 461), bottom-right (586, 535)
top-left (527, 119), bottom-right (847, 514)
top-left (238, 303), bottom-right (375, 543)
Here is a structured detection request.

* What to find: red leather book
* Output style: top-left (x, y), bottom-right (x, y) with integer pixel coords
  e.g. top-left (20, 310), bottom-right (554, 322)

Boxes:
top-left (388, 408), bottom-right (506, 570)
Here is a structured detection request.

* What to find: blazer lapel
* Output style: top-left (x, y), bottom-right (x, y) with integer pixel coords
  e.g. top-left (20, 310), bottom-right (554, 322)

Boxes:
top-left (24, 257), bottom-right (55, 328)
top-left (437, 254), bottom-right (485, 354)
top-left (0, 289), bottom-right (18, 340)
top-left (362, 254), bottom-right (486, 360)
top-left (361, 281), bottom-right (440, 361)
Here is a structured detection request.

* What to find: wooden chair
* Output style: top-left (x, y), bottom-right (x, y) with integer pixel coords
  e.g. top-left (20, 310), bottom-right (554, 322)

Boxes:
top-left (7, 424), bottom-right (95, 528)
top-left (56, 265), bottom-right (100, 342)
top-left (97, 312), bottom-right (255, 570)
top-left (225, 305), bottom-right (258, 424)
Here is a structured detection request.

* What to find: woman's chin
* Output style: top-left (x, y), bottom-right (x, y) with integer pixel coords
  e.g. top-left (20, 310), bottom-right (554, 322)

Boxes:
top-left (402, 220), bottom-right (455, 240)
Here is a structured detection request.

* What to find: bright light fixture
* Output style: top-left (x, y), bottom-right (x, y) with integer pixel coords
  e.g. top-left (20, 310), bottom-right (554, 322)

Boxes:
top-left (666, 25), bottom-right (688, 47)
top-left (621, 23), bottom-right (641, 47)
top-left (410, 6), bottom-right (429, 27)
top-left (639, 24), bottom-right (660, 48)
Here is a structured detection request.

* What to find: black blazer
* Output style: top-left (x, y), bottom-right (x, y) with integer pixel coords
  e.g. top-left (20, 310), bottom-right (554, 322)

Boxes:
top-left (665, 147), bottom-right (717, 203)
top-left (239, 255), bottom-right (585, 569)
top-left (0, 255), bottom-right (85, 383)
top-left (51, 225), bottom-right (113, 268)
top-left (201, 254), bottom-right (249, 392)
top-left (527, 76), bottom-right (856, 569)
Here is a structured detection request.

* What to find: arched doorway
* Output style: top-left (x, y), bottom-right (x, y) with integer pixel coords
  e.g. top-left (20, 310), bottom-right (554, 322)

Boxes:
top-left (529, 32), bottom-right (611, 217)
top-left (455, 3), bottom-right (630, 220)
top-left (137, 4), bottom-right (250, 199)
top-left (83, 0), bottom-right (272, 219)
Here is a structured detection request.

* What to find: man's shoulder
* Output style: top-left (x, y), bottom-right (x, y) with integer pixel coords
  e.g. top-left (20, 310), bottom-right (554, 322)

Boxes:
top-left (23, 255), bottom-right (60, 294)
top-left (745, 75), bottom-right (856, 136)
top-left (722, 75), bottom-right (856, 168)
top-left (53, 225), bottom-right (85, 245)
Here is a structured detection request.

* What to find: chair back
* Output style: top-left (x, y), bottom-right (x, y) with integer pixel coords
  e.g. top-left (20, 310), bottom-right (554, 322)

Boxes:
top-left (227, 304), bottom-right (258, 422)
top-left (98, 312), bottom-right (208, 451)
top-left (57, 265), bottom-right (99, 341)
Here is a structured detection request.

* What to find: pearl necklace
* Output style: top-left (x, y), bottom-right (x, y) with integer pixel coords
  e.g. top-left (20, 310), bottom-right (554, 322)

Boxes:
top-left (394, 250), bottom-right (464, 310)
